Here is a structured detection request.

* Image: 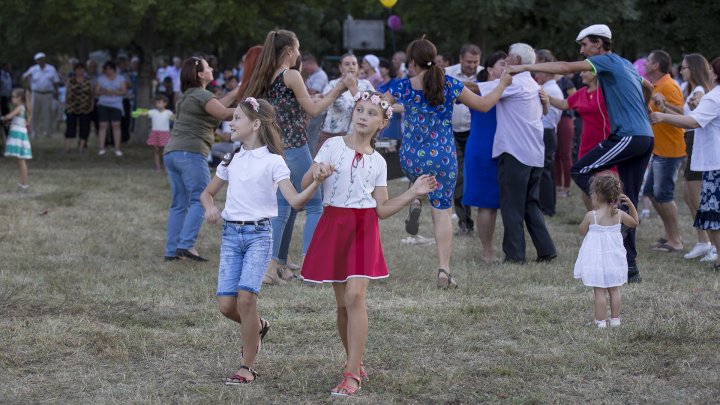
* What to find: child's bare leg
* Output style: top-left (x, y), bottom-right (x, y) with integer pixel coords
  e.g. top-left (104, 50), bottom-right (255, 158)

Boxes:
top-left (17, 159), bottom-right (28, 186)
top-left (236, 291), bottom-right (260, 380)
top-left (154, 146), bottom-right (162, 170)
top-left (332, 282), bottom-right (349, 354)
top-left (342, 278), bottom-right (368, 389)
top-left (217, 296), bottom-right (241, 324)
top-left (593, 287), bottom-right (607, 321)
top-left (608, 287), bottom-right (621, 319)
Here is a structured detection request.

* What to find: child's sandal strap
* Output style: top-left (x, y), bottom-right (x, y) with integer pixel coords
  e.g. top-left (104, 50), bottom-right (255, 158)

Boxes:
top-left (240, 365), bottom-right (259, 379)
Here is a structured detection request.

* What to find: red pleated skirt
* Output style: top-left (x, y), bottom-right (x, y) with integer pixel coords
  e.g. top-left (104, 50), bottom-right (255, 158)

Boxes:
top-left (301, 206), bottom-right (389, 283)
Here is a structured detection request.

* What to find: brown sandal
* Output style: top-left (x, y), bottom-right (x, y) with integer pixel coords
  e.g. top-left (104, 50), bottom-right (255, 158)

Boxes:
top-left (437, 269), bottom-right (458, 289)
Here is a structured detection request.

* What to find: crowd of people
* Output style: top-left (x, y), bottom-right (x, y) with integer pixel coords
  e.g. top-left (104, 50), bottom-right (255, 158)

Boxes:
top-left (2, 23), bottom-right (720, 397)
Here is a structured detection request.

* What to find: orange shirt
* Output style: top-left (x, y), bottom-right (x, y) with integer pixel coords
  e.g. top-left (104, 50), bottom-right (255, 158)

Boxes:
top-left (650, 74), bottom-right (685, 157)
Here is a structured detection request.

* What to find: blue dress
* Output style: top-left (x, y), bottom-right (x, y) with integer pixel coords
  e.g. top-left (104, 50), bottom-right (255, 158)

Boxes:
top-left (389, 76), bottom-right (464, 209)
top-left (378, 79), bottom-right (402, 140)
top-left (463, 107), bottom-right (499, 209)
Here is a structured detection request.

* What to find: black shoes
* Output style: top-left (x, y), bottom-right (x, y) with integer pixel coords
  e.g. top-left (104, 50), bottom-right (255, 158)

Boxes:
top-left (176, 248), bottom-right (209, 262)
top-left (164, 256), bottom-right (180, 261)
top-left (405, 200), bottom-right (422, 235)
top-left (627, 274), bottom-right (642, 283)
top-left (535, 254), bottom-right (557, 263)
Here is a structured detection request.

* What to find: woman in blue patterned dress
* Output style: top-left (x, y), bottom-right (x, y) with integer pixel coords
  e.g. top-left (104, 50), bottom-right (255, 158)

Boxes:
top-left (386, 38), bottom-right (512, 288)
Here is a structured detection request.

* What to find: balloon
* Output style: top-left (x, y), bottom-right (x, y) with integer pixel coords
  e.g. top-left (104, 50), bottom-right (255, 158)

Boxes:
top-left (379, 0), bottom-right (397, 8)
top-left (387, 15), bottom-right (402, 31)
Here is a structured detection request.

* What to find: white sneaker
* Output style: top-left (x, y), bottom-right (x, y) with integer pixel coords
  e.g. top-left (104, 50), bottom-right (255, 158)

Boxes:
top-left (98, 149), bottom-right (106, 156)
top-left (684, 243), bottom-right (713, 259)
top-left (700, 248), bottom-right (717, 262)
top-left (640, 209), bottom-right (650, 219)
top-left (609, 318), bottom-right (621, 327)
top-left (114, 149), bottom-right (123, 157)
top-left (586, 319), bottom-right (607, 328)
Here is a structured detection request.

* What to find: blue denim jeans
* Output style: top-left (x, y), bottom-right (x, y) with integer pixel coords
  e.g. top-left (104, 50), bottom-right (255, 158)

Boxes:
top-left (643, 155), bottom-right (684, 203)
top-left (217, 221), bottom-right (272, 296)
top-left (272, 144), bottom-right (323, 263)
top-left (164, 151), bottom-right (211, 257)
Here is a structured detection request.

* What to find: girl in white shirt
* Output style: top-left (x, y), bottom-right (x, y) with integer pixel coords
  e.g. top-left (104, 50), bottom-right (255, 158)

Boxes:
top-left (300, 91), bottom-right (436, 397)
top-left (200, 97), bottom-right (329, 385)
top-left (139, 94), bottom-right (175, 171)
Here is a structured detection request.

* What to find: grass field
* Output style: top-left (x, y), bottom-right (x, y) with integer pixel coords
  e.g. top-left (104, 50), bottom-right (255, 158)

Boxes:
top-left (1, 138), bottom-right (719, 404)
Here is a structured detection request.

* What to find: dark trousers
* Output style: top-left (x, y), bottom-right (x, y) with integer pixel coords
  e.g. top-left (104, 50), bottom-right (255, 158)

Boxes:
top-left (121, 99), bottom-right (131, 143)
top-left (571, 135), bottom-right (654, 275)
top-left (539, 128), bottom-right (557, 216)
top-left (498, 153), bottom-right (557, 262)
top-left (453, 130), bottom-right (473, 229)
top-left (65, 113), bottom-right (91, 141)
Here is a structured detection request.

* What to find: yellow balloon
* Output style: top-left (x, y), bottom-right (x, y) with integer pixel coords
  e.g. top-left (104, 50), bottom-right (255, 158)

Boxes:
top-left (379, 0), bottom-right (397, 8)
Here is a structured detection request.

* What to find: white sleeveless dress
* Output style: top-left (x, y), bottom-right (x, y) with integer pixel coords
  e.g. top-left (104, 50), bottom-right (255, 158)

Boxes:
top-left (573, 211), bottom-right (628, 288)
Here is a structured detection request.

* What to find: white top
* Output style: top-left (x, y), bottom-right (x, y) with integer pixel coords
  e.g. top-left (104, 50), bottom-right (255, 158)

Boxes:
top-left (215, 146), bottom-right (291, 221)
top-left (478, 71), bottom-right (544, 167)
top-left (22, 64), bottom-right (60, 92)
top-left (445, 63), bottom-right (483, 132)
top-left (321, 78), bottom-right (375, 134)
top-left (148, 109), bottom-right (173, 131)
top-left (541, 79), bottom-right (563, 129)
top-left (683, 86), bottom-right (705, 116)
top-left (314, 136), bottom-right (387, 208)
top-left (573, 210), bottom-right (627, 288)
top-left (306, 69), bottom-right (329, 94)
top-left (689, 86), bottom-right (720, 172)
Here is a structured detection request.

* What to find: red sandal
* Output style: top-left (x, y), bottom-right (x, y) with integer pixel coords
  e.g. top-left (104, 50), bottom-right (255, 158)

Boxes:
top-left (224, 365), bottom-right (258, 385)
top-left (342, 362), bottom-right (369, 381)
top-left (330, 372), bottom-right (361, 397)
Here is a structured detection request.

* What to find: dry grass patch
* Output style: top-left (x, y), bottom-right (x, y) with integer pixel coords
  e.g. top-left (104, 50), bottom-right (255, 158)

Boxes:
top-left (0, 137), bottom-right (719, 403)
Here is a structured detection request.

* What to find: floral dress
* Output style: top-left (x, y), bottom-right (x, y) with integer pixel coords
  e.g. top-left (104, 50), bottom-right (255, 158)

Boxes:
top-left (389, 75), bottom-right (464, 208)
top-left (267, 69), bottom-right (307, 149)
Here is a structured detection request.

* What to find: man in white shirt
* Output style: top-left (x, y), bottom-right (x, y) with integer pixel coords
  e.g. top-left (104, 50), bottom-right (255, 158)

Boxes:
top-left (22, 52), bottom-right (61, 138)
top-left (156, 58), bottom-right (171, 91)
top-left (478, 43), bottom-right (557, 263)
top-left (535, 49), bottom-right (564, 216)
top-left (302, 53), bottom-right (329, 154)
top-left (446, 44), bottom-right (483, 235)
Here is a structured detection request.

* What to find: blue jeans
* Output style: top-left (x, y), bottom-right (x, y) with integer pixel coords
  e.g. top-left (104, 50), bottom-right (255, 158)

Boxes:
top-left (643, 155), bottom-right (684, 203)
top-left (217, 221), bottom-right (272, 296)
top-left (164, 151), bottom-right (211, 257)
top-left (272, 144), bottom-right (323, 263)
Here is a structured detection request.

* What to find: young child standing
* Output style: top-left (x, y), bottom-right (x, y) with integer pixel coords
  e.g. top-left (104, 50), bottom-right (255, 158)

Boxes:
top-left (300, 91), bottom-right (436, 397)
top-left (200, 97), bottom-right (329, 385)
top-left (574, 172), bottom-right (639, 328)
top-left (2, 89), bottom-right (32, 190)
top-left (142, 94), bottom-right (174, 171)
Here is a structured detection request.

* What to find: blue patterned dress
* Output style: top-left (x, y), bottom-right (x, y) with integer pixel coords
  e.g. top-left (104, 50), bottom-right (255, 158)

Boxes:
top-left (389, 76), bottom-right (464, 208)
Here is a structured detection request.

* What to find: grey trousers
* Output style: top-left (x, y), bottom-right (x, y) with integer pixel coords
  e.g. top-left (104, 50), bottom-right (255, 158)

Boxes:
top-left (497, 153), bottom-right (557, 263)
top-left (31, 91), bottom-right (55, 138)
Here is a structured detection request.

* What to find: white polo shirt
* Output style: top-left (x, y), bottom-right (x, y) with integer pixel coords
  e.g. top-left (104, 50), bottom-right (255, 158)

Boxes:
top-left (22, 64), bottom-right (60, 92)
top-left (215, 146), bottom-right (291, 221)
top-left (478, 71), bottom-right (544, 167)
top-left (689, 86), bottom-right (720, 172)
top-left (445, 63), bottom-right (483, 132)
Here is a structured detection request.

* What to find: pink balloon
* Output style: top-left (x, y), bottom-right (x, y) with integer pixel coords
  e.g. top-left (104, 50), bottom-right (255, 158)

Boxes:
top-left (387, 15), bottom-right (402, 31)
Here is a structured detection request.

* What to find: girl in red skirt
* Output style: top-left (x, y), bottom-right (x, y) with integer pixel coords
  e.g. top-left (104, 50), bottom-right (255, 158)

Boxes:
top-left (301, 91), bottom-right (436, 396)
top-left (142, 94), bottom-right (174, 171)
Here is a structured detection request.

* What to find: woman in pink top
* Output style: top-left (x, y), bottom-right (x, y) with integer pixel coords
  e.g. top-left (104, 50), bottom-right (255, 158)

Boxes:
top-left (548, 70), bottom-right (613, 209)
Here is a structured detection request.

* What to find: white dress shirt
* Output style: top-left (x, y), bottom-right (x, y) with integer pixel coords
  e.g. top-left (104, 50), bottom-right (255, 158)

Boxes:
top-left (445, 63), bottom-right (483, 132)
top-left (541, 79), bottom-right (563, 130)
top-left (22, 64), bottom-right (60, 92)
top-left (478, 71), bottom-right (544, 167)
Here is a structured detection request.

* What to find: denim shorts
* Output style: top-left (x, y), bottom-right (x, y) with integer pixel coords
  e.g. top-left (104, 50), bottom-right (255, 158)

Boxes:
top-left (643, 155), bottom-right (684, 203)
top-left (217, 221), bottom-right (272, 296)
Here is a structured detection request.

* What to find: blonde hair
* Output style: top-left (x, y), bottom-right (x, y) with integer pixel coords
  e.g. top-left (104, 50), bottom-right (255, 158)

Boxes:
top-left (351, 91), bottom-right (392, 149)
top-left (589, 172), bottom-right (623, 216)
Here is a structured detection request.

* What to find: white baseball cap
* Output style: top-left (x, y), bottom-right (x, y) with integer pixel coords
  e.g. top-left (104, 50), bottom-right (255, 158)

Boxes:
top-left (34, 52), bottom-right (47, 61)
top-left (363, 54), bottom-right (380, 71)
top-left (576, 24), bottom-right (612, 42)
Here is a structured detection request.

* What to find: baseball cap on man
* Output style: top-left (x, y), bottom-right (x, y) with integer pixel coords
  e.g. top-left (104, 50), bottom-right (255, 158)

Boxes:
top-left (34, 52), bottom-right (47, 61)
top-left (576, 24), bottom-right (612, 42)
top-left (364, 54), bottom-right (380, 71)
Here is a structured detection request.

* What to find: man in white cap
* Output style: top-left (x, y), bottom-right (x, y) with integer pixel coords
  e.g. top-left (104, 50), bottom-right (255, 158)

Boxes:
top-left (508, 24), bottom-right (654, 283)
top-left (361, 54), bottom-right (383, 89)
top-left (22, 52), bottom-right (61, 138)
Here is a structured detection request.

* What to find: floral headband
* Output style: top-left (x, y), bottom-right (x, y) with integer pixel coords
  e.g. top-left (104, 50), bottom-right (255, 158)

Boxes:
top-left (353, 91), bottom-right (393, 119)
top-left (244, 97), bottom-right (260, 113)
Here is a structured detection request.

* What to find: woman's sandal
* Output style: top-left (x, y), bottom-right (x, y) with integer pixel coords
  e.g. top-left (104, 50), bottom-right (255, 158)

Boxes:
top-left (277, 267), bottom-right (299, 281)
top-left (262, 271), bottom-right (287, 285)
top-left (437, 269), bottom-right (458, 289)
top-left (225, 365), bottom-right (258, 385)
top-left (241, 317), bottom-right (271, 358)
top-left (342, 362), bottom-right (369, 382)
top-left (405, 200), bottom-right (422, 235)
top-left (330, 372), bottom-right (362, 397)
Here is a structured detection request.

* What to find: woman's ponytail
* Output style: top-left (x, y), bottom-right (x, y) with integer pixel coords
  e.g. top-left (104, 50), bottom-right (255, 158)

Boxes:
top-left (407, 38), bottom-right (445, 107)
